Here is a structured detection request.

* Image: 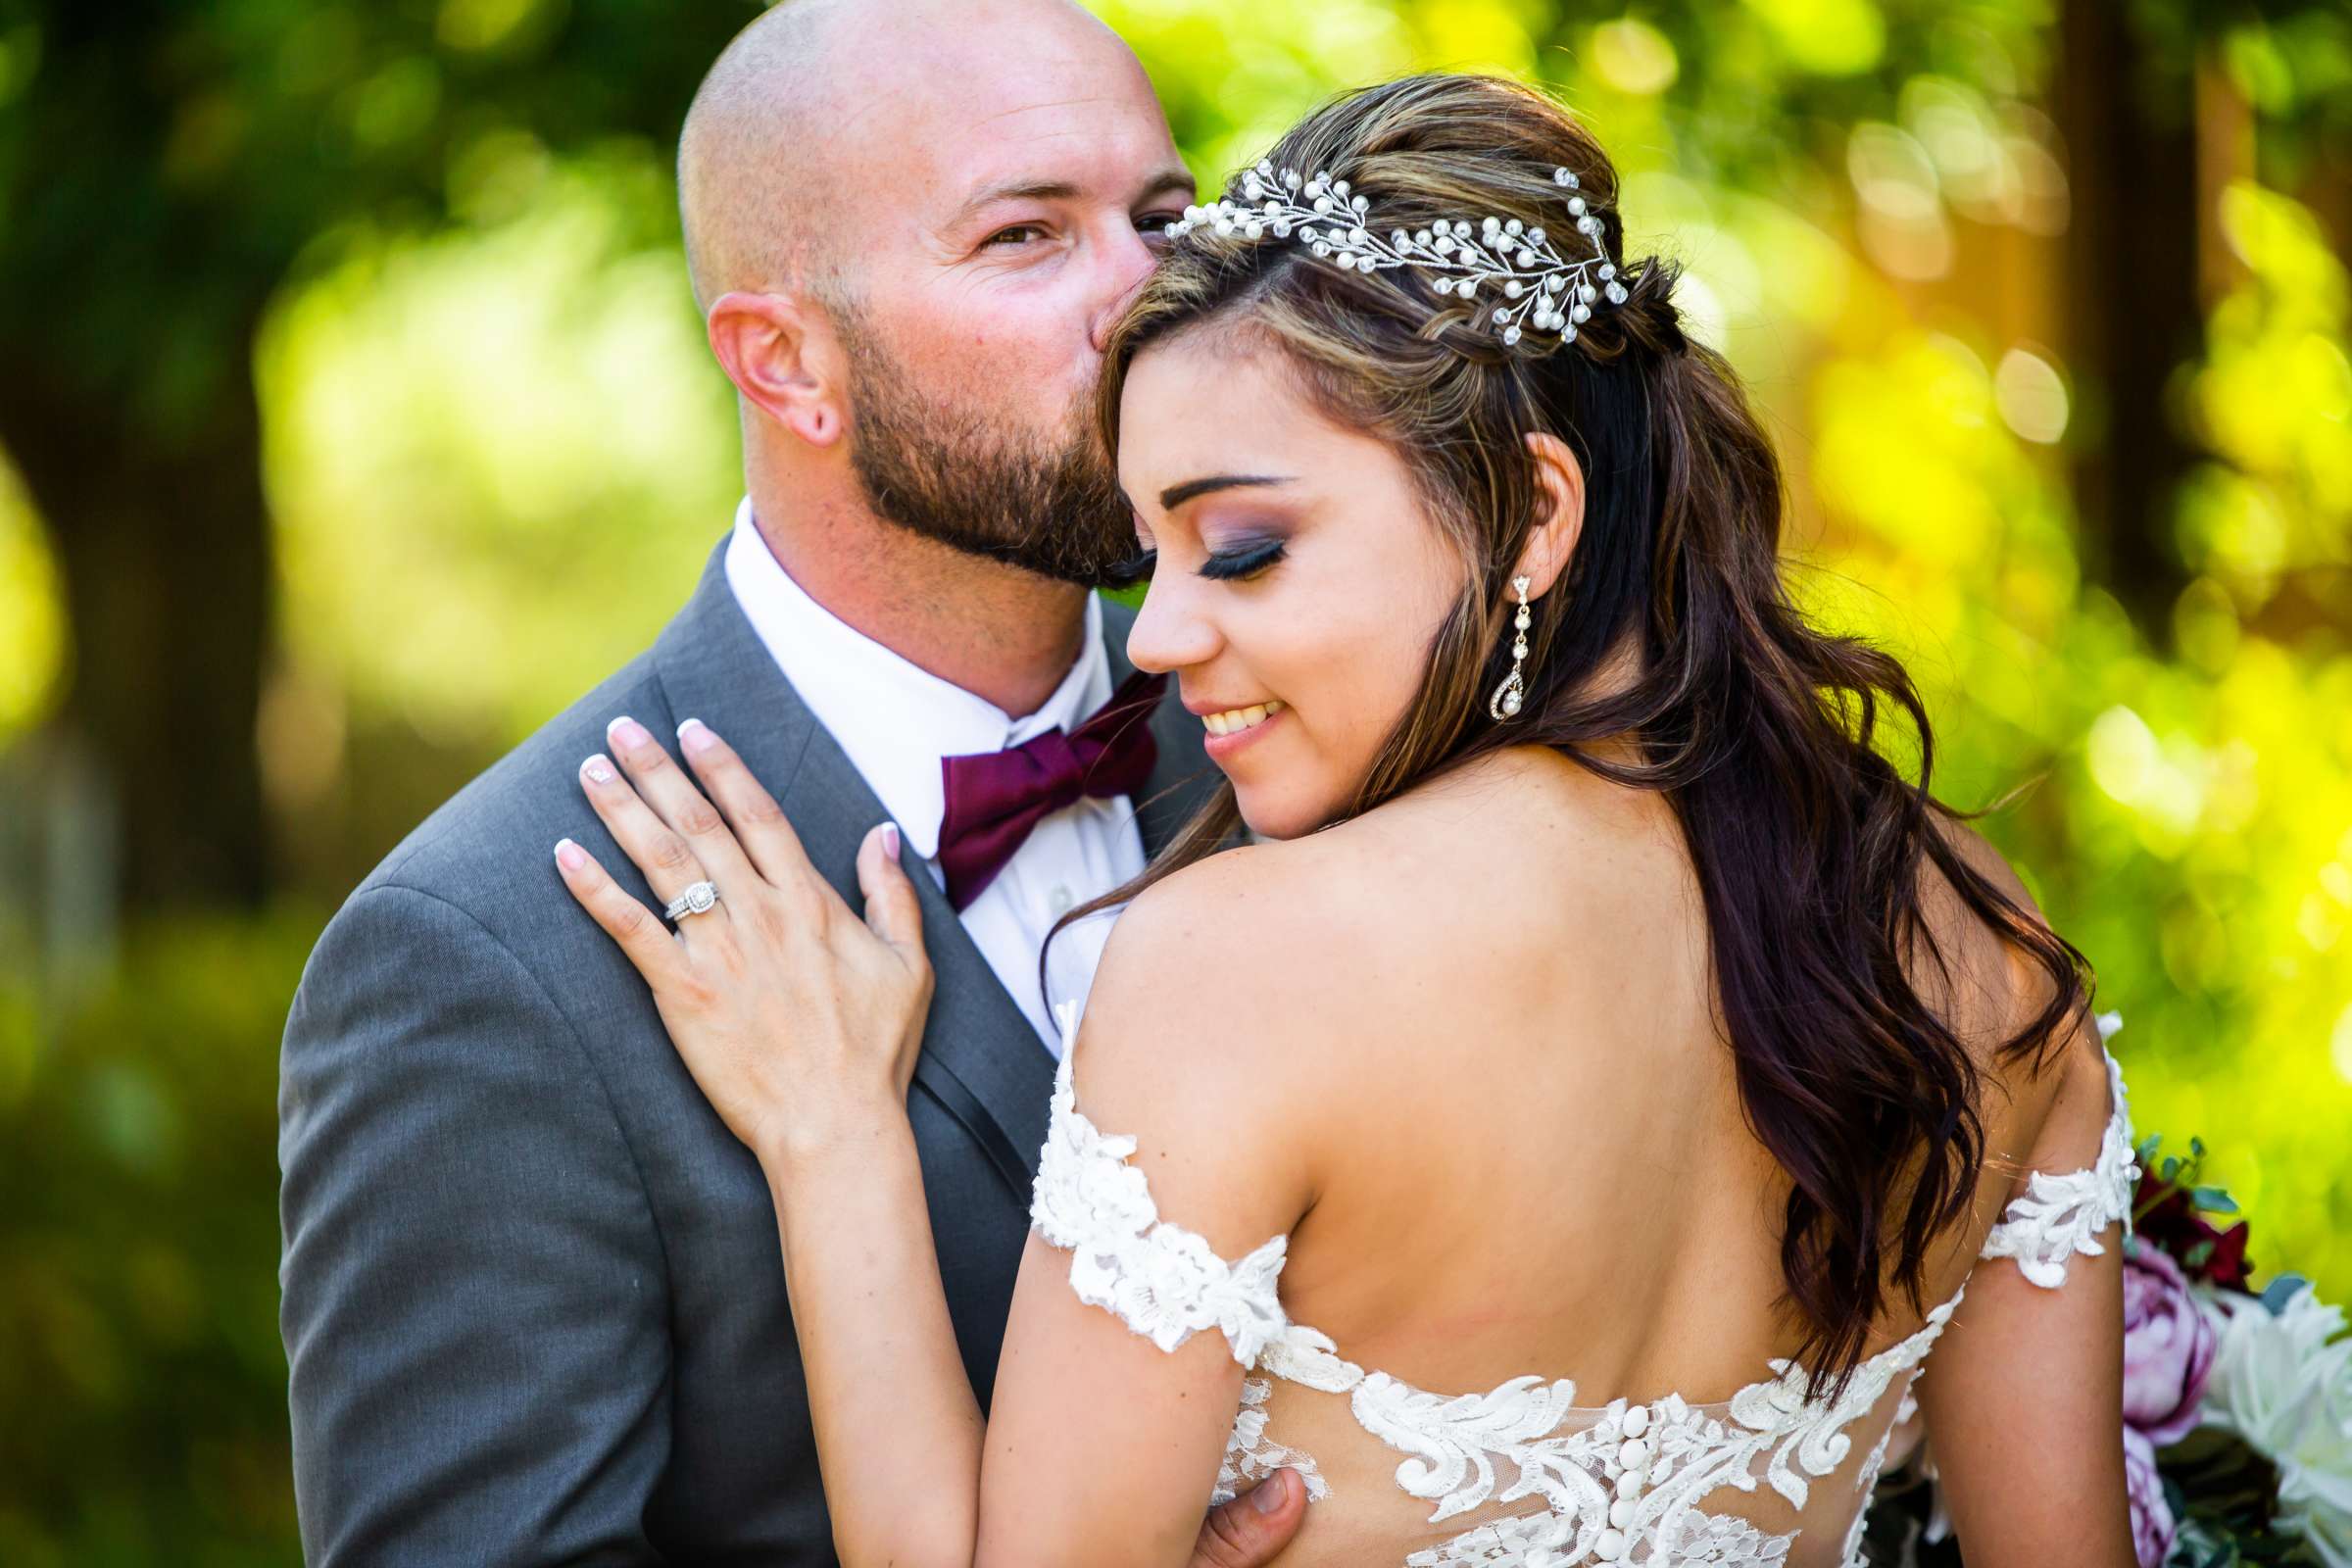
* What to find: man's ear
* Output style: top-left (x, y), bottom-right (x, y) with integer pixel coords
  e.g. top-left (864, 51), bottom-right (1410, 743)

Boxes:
top-left (706, 289), bottom-right (849, 448)
top-left (1515, 429), bottom-right (1587, 599)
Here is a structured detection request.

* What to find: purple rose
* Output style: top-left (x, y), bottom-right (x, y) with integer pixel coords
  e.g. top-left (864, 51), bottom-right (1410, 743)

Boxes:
top-left (2123, 1427), bottom-right (2177, 1568)
top-left (2123, 1241), bottom-right (2217, 1445)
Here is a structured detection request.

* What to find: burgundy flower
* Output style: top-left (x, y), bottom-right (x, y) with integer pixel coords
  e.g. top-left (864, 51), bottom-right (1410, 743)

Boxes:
top-left (2123, 1428), bottom-right (2178, 1568)
top-left (2133, 1171), bottom-right (2254, 1291)
top-left (2122, 1240), bottom-right (2218, 1445)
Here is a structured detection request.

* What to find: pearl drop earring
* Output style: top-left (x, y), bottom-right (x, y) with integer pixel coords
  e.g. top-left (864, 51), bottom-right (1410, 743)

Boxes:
top-left (1488, 575), bottom-right (1532, 721)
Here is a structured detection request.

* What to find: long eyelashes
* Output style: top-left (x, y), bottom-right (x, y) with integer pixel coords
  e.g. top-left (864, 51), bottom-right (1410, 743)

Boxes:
top-left (1113, 539), bottom-right (1284, 585)
top-left (1199, 540), bottom-right (1288, 582)
top-left (1103, 549), bottom-right (1157, 590)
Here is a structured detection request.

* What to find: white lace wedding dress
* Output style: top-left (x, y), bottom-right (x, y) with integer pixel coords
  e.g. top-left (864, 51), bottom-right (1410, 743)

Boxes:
top-left (1032, 1004), bottom-right (2136, 1567)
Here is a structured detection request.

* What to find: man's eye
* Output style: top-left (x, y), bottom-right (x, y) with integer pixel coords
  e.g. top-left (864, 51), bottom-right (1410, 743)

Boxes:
top-left (1136, 211), bottom-right (1186, 236)
top-left (984, 224), bottom-right (1047, 247)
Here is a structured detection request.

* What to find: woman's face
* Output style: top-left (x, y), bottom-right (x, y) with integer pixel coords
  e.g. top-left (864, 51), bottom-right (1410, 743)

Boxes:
top-left (1117, 329), bottom-right (1466, 839)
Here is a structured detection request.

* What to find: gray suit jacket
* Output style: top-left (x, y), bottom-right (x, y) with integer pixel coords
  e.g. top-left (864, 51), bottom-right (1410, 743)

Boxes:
top-left (278, 536), bottom-right (1215, 1564)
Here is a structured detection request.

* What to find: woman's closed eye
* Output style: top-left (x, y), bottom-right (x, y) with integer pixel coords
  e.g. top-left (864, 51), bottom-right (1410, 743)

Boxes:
top-left (1199, 539), bottom-right (1287, 582)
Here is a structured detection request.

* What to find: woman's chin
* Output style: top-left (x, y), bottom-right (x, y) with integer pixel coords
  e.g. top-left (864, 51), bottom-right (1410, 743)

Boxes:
top-left (1232, 788), bottom-right (1333, 844)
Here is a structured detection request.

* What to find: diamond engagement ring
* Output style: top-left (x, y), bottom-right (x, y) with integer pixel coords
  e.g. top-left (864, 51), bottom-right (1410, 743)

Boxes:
top-left (662, 880), bottom-right (721, 922)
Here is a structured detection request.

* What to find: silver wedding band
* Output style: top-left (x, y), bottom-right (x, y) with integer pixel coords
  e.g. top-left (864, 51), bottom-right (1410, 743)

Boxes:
top-left (663, 880), bottom-right (721, 922)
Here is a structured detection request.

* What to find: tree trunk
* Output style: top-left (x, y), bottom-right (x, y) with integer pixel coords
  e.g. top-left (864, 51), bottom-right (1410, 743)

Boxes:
top-left (0, 350), bottom-right (272, 911)
top-left (2057, 0), bottom-right (2204, 645)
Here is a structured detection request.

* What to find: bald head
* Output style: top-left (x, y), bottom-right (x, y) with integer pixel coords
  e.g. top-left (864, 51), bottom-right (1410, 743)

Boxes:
top-left (687, 0), bottom-right (1189, 595)
top-left (677, 0), bottom-right (1147, 312)
top-left (678, 0), bottom-right (851, 311)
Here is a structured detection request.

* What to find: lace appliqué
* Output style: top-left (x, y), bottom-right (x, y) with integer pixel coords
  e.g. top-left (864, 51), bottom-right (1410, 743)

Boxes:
top-left (1408, 1504), bottom-right (1795, 1566)
top-left (1260, 1295), bottom-right (1956, 1562)
top-left (1979, 1018), bottom-right (2138, 1290)
top-left (1029, 1047), bottom-right (1290, 1365)
top-left (1031, 997), bottom-right (2135, 1565)
top-left (1211, 1378), bottom-right (1334, 1507)
top-left (1036, 1004), bottom-right (1331, 1513)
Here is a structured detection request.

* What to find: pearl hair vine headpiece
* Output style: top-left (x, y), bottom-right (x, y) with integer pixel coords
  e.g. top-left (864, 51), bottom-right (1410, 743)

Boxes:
top-left (1167, 159), bottom-right (1632, 351)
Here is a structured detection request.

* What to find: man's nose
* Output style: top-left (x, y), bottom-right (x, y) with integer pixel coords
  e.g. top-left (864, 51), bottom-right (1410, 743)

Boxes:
top-left (1089, 225), bottom-right (1165, 356)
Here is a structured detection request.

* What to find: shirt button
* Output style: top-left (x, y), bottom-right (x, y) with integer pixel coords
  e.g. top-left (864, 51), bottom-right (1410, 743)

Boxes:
top-left (1047, 884), bottom-right (1076, 917)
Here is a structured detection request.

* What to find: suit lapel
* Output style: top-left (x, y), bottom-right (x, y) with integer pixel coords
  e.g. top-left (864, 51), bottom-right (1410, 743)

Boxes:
top-left (652, 543), bottom-right (1197, 1200)
top-left (783, 730), bottom-right (1054, 1198)
top-left (1098, 596), bottom-right (1219, 859)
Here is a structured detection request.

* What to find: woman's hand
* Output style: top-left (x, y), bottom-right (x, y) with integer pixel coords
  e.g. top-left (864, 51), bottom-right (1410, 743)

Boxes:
top-left (554, 713), bottom-right (933, 1167)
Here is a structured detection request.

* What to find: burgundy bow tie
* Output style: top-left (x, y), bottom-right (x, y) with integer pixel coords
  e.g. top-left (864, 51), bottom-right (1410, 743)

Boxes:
top-left (935, 668), bottom-right (1167, 911)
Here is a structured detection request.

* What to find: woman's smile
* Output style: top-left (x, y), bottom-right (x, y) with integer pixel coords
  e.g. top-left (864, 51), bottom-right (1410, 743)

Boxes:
top-left (1198, 698), bottom-right (1286, 760)
top-left (1118, 329), bottom-right (1468, 839)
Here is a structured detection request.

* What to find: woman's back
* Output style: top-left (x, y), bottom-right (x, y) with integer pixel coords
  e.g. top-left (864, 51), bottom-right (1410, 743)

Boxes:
top-left (1274, 747), bottom-right (1788, 1404)
top-left (1041, 747), bottom-right (2129, 1566)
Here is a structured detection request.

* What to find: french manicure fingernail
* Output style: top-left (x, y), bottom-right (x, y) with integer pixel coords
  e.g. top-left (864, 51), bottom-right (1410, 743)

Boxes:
top-left (582, 754), bottom-right (616, 784)
top-left (882, 822), bottom-right (902, 858)
top-left (607, 715), bottom-right (651, 749)
top-left (555, 838), bottom-right (586, 871)
top-left (678, 717), bottom-right (716, 756)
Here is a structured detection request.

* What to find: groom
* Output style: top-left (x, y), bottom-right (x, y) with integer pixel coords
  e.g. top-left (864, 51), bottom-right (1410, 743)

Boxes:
top-left (277, 1), bottom-right (1305, 1561)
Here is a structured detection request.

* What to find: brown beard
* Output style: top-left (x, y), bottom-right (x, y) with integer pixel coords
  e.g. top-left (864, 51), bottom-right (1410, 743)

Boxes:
top-left (834, 300), bottom-right (1141, 589)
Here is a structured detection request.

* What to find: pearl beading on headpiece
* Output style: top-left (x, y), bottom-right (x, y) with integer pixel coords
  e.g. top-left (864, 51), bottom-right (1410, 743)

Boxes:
top-left (1167, 161), bottom-right (1631, 350)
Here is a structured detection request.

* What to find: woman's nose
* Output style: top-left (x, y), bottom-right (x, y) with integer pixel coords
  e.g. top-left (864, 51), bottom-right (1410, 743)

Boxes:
top-left (1124, 572), bottom-right (1221, 676)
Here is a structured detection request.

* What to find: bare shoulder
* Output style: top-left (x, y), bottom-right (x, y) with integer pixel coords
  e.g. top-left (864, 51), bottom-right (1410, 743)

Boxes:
top-left (1065, 776), bottom-right (1537, 1190)
top-left (1056, 839), bottom-right (1355, 1248)
top-left (1926, 808), bottom-right (2041, 916)
top-left (1071, 833), bottom-right (1381, 1116)
top-left (1077, 748), bottom-right (1675, 1108)
top-left (1917, 810), bottom-right (2111, 1153)
top-left (1913, 812), bottom-right (2048, 1034)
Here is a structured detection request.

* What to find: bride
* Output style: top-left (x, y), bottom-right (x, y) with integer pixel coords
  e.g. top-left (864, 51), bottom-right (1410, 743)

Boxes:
top-left (554, 73), bottom-right (2135, 1568)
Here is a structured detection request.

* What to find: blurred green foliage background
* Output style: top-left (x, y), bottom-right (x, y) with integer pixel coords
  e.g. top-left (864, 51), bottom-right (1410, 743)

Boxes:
top-left (2, 0), bottom-right (2348, 1560)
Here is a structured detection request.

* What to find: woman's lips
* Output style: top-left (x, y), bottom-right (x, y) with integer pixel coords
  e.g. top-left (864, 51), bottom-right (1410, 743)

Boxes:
top-left (1201, 701), bottom-right (1284, 761)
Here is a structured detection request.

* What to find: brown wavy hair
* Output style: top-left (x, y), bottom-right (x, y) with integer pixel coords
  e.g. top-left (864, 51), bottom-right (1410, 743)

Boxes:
top-left (1049, 72), bottom-right (2091, 1396)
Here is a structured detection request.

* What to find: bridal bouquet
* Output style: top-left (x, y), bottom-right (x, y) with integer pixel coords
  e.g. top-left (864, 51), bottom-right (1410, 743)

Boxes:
top-left (1873, 1132), bottom-right (2352, 1566)
top-left (2119, 1134), bottom-right (2352, 1567)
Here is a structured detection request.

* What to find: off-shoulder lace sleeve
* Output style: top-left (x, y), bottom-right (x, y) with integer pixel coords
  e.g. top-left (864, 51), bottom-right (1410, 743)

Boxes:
top-left (1978, 1011), bottom-right (2140, 1289)
top-left (1029, 1006), bottom-right (1292, 1367)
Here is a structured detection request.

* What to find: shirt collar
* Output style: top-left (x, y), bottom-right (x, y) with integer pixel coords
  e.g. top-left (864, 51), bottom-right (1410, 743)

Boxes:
top-left (722, 499), bottom-right (1111, 861)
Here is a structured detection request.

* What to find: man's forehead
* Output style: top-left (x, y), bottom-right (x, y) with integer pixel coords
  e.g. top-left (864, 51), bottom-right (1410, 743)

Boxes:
top-left (870, 131), bottom-right (1182, 247)
top-left (822, 19), bottom-right (1174, 203)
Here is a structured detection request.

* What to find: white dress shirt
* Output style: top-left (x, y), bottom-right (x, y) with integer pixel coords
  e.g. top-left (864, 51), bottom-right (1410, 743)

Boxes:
top-left (723, 501), bottom-right (1136, 1054)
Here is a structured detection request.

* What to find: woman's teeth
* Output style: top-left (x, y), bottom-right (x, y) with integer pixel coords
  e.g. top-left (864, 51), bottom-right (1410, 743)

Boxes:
top-left (1203, 700), bottom-right (1284, 737)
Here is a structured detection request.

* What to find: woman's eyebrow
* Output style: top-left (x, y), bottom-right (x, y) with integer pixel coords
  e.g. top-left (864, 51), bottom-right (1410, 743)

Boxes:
top-left (1158, 474), bottom-right (1293, 511)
